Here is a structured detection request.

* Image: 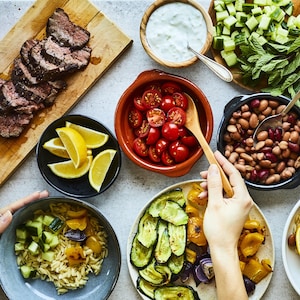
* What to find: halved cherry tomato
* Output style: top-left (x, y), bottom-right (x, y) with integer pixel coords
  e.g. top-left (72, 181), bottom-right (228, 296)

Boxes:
top-left (133, 96), bottom-right (147, 111)
top-left (133, 137), bottom-right (148, 157)
top-left (148, 145), bottom-right (161, 163)
top-left (134, 120), bottom-right (150, 138)
top-left (141, 89), bottom-right (162, 109)
top-left (144, 82), bottom-right (162, 93)
top-left (161, 122), bottom-right (179, 141)
top-left (161, 95), bottom-right (176, 112)
top-left (161, 82), bottom-right (182, 94)
top-left (167, 107), bottom-right (186, 127)
top-left (161, 150), bottom-right (175, 165)
top-left (147, 108), bottom-right (166, 127)
top-left (146, 127), bottom-right (160, 145)
top-left (155, 138), bottom-right (169, 156)
top-left (128, 108), bottom-right (143, 128)
top-left (173, 92), bottom-right (188, 110)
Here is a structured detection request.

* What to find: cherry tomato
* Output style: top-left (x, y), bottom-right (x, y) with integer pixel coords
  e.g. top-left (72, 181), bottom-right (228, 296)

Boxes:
top-left (173, 92), bottom-right (188, 110)
top-left (169, 142), bottom-right (190, 163)
top-left (161, 122), bottom-right (179, 141)
top-left (178, 127), bottom-right (188, 138)
top-left (167, 107), bottom-right (186, 127)
top-left (133, 96), bottom-right (146, 111)
top-left (144, 82), bottom-right (162, 93)
top-left (133, 137), bottom-right (148, 157)
top-left (161, 82), bottom-right (182, 94)
top-left (141, 89), bottom-right (162, 109)
top-left (155, 138), bottom-right (169, 156)
top-left (169, 140), bottom-right (181, 156)
top-left (128, 108), bottom-right (143, 128)
top-left (148, 145), bottom-right (161, 163)
top-left (181, 135), bottom-right (198, 147)
top-left (147, 108), bottom-right (166, 127)
top-left (146, 127), bottom-right (160, 145)
top-left (161, 95), bottom-right (176, 112)
top-left (161, 150), bottom-right (175, 165)
top-left (134, 119), bottom-right (150, 138)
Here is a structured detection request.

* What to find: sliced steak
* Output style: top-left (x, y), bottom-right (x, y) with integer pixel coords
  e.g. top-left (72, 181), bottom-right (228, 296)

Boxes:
top-left (12, 58), bottom-right (39, 86)
top-left (43, 36), bottom-right (91, 70)
top-left (0, 81), bottom-right (42, 114)
top-left (20, 39), bottom-right (39, 66)
top-left (0, 113), bottom-right (33, 138)
top-left (47, 8), bottom-right (90, 49)
top-left (14, 79), bottom-right (66, 106)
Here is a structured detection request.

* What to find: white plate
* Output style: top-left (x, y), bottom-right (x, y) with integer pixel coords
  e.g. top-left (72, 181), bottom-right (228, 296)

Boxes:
top-left (282, 199), bottom-right (300, 295)
top-left (127, 180), bottom-right (274, 300)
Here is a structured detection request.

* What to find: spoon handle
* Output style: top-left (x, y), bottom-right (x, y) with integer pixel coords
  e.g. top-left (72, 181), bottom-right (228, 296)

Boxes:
top-left (187, 45), bottom-right (233, 82)
top-left (193, 130), bottom-right (234, 198)
top-left (282, 90), bottom-right (300, 115)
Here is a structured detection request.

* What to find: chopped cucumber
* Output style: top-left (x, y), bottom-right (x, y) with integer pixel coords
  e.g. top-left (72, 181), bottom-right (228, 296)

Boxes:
top-left (28, 241), bottom-right (39, 255)
top-left (20, 265), bottom-right (36, 279)
top-left (42, 251), bottom-right (55, 262)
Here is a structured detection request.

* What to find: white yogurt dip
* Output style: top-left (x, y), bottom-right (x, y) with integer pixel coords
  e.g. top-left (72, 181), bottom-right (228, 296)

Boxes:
top-left (146, 2), bottom-right (207, 63)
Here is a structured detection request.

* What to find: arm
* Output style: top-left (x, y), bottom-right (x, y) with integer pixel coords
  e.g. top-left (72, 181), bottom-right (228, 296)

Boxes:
top-left (201, 151), bottom-right (253, 300)
top-left (0, 190), bottom-right (49, 233)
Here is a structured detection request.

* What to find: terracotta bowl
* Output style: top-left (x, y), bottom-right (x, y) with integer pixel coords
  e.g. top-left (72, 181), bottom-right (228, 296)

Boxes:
top-left (140, 0), bottom-right (214, 68)
top-left (114, 69), bottom-right (213, 177)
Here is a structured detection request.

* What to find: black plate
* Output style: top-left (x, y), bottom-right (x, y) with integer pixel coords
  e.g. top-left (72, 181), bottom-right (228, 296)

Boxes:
top-left (36, 115), bottom-right (121, 198)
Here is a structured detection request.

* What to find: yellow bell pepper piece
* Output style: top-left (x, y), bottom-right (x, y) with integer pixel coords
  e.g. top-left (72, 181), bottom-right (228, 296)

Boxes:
top-left (187, 216), bottom-right (207, 246)
top-left (240, 232), bottom-right (265, 258)
top-left (242, 259), bottom-right (271, 284)
top-left (65, 246), bottom-right (85, 266)
top-left (66, 216), bottom-right (87, 231)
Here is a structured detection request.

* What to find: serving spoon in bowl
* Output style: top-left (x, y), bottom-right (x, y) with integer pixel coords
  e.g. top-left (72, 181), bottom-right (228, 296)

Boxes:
top-left (187, 42), bottom-right (233, 83)
top-left (184, 93), bottom-right (234, 198)
top-left (253, 90), bottom-right (300, 144)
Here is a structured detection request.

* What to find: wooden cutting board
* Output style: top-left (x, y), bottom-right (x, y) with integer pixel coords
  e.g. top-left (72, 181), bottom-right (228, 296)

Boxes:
top-left (0, 0), bottom-right (132, 186)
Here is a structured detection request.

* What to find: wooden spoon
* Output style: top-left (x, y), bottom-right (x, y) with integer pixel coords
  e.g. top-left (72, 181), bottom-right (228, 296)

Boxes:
top-left (185, 93), bottom-right (234, 197)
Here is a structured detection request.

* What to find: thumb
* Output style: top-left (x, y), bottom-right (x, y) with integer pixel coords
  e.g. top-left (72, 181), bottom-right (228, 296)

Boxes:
top-left (207, 164), bottom-right (223, 201)
top-left (0, 210), bottom-right (13, 234)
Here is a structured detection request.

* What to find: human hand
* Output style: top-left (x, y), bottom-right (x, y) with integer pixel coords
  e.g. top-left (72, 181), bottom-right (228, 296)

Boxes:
top-left (201, 151), bottom-right (253, 252)
top-left (0, 190), bottom-right (49, 233)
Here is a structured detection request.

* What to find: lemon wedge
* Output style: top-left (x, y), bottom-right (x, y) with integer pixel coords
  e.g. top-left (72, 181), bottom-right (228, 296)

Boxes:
top-left (43, 137), bottom-right (70, 158)
top-left (88, 149), bottom-right (116, 192)
top-left (48, 156), bottom-right (93, 179)
top-left (56, 127), bottom-right (87, 168)
top-left (295, 226), bottom-right (300, 255)
top-left (65, 121), bottom-right (109, 149)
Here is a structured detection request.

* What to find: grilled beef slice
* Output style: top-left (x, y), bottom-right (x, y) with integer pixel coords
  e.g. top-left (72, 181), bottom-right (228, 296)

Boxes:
top-left (0, 113), bottom-right (33, 138)
top-left (47, 8), bottom-right (90, 49)
top-left (12, 57), bottom-right (39, 86)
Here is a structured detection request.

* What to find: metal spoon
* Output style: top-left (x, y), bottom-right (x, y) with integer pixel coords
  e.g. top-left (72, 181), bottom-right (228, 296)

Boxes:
top-left (184, 93), bottom-right (234, 198)
top-left (253, 90), bottom-right (300, 144)
top-left (187, 42), bottom-right (233, 82)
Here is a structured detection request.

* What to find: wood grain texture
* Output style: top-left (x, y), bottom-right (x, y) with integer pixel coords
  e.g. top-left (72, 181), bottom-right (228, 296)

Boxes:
top-left (0, 0), bottom-right (132, 186)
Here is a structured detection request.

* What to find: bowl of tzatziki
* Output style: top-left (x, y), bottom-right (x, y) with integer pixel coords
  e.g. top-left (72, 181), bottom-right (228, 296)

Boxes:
top-left (140, 0), bottom-right (214, 68)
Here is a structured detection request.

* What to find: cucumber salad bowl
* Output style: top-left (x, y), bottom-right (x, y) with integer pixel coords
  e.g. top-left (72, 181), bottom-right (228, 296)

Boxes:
top-left (209, 0), bottom-right (300, 101)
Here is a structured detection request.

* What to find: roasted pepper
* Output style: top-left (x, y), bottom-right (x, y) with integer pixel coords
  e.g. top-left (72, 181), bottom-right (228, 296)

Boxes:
top-left (67, 208), bottom-right (87, 219)
top-left (65, 246), bottom-right (85, 265)
top-left (86, 235), bottom-right (102, 254)
top-left (240, 232), bottom-right (265, 258)
top-left (187, 216), bottom-right (207, 246)
top-left (66, 216), bottom-right (87, 231)
top-left (243, 219), bottom-right (261, 231)
top-left (242, 258), bottom-right (272, 283)
top-left (187, 183), bottom-right (207, 206)
top-left (185, 204), bottom-right (199, 217)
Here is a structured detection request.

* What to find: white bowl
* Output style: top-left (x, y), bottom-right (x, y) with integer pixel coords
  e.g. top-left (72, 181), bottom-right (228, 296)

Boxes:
top-left (282, 199), bottom-right (300, 295)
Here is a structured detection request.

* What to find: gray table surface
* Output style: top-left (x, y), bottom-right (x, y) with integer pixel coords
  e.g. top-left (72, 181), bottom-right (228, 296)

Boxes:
top-left (0, 0), bottom-right (299, 299)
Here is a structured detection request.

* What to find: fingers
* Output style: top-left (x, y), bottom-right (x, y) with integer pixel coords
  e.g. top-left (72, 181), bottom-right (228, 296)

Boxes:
top-left (0, 210), bottom-right (13, 233)
top-left (206, 164), bottom-right (223, 204)
top-left (0, 190), bottom-right (49, 215)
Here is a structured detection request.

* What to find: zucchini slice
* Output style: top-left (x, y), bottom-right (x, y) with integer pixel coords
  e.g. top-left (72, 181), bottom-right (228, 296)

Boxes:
top-left (168, 223), bottom-right (186, 256)
top-left (139, 259), bottom-right (171, 286)
top-left (137, 210), bottom-right (159, 248)
top-left (130, 233), bottom-right (153, 268)
top-left (154, 221), bottom-right (172, 264)
top-left (159, 201), bottom-right (188, 226)
top-left (167, 253), bottom-right (185, 275)
top-left (154, 285), bottom-right (200, 300)
top-left (137, 277), bottom-right (156, 299)
top-left (149, 189), bottom-right (185, 217)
